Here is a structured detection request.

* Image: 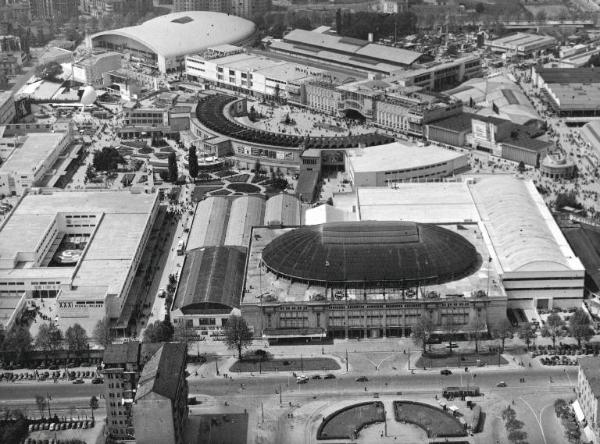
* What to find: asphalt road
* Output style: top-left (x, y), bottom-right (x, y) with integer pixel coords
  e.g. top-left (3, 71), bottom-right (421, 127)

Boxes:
top-left (0, 366), bottom-right (576, 405)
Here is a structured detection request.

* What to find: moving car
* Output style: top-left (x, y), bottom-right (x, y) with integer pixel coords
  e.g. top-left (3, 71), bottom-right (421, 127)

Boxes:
top-left (356, 376), bottom-right (369, 382)
top-left (72, 378), bottom-right (84, 384)
top-left (440, 369), bottom-right (452, 376)
top-left (497, 381), bottom-right (507, 387)
top-left (324, 374), bottom-right (336, 379)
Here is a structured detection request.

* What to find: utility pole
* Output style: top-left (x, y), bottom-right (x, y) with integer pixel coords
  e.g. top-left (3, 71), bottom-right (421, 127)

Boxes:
top-left (345, 349), bottom-right (349, 372)
top-left (279, 384), bottom-right (282, 405)
top-left (261, 401), bottom-right (264, 424)
top-left (215, 359), bottom-right (219, 376)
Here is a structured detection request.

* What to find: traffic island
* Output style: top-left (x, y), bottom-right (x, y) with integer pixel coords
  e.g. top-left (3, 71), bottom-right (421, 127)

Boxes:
top-left (415, 351), bottom-right (508, 369)
top-left (229, 356), bottom-right (340, 373)
top-left (317, 401), bottom-right (385, 440)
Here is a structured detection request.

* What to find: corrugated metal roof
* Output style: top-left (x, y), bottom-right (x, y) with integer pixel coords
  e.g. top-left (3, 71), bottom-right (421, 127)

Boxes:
top-left (187, 197), bottom-right (230, 250)
top-left (265, 194), bottom-right (301, 226)
top-left (224, 196), bottom-right (265, 247)
top-left (173, 246), bottom-right (246, 312)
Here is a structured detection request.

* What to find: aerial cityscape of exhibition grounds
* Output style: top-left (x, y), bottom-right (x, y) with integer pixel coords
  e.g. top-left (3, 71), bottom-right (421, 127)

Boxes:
top-left (4, 0), bottom-right (600, 443)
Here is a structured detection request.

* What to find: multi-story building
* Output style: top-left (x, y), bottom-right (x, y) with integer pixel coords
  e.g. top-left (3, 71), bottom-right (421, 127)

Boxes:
top-left (29, 0), bottom-right (78, 19)
top-left (0, 130), bottom-right (71, 195)
top-left (80, 0), bottom-right (153, 15)
top-left (304, 78), bottom-right (464, 136)
top-left (122, 106), bottom-right (169, 127)
top-left (72, 51), bottom-right (121, 87)
top-left (577, 357), bottom-right (600, 444)
top-left (174, 0), bottom-right (270, 19)
top-left (0, 91), bottom-right (15, 125)
top-left (133, 343), bottom-right (188, 444)
top-left (185, 50), bottom-right (328, 103)
top-left (0, 35), bottom-right (26, 75)
top-left (102, 342), bottom-right (162, 443)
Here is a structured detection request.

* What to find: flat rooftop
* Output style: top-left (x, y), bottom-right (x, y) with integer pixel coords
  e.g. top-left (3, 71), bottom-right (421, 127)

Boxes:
top-left (537, 67), bottom-right (600, 84)
top-left (0, 191), bottom-right (158, 296)
top-left (547, 83), bottom-right (600, 111)
top-left (346, 141), bottom-right (465, 173)
top-left (243, 223), bottom-right (504, 304)
top-left (0, 132), bottom-right (66, 174)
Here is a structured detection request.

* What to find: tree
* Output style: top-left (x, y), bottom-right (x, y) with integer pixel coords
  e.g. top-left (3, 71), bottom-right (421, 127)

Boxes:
top-left (93, 147), bottom-right (123, 172)
top-left (535, 10), bottom-right (547, 22)
top-left (508, 429), bottom-right (527, 443)
top-left (569, 308), bottom-right (593, 348)
top-left (174, 321), bottom-right (191, 345)
top-left (517, 160), bottom-right (526, 173)
top-left (518, 324), bottom-right (536, 350)
top-left (188, 145), bottom-right (198, 178)
top-left (586, 53), bottom-right (600, 67)
top-left (555, 191), bottom-right (581, 210)
top-left (89, 395), bottom-right (99, 421)
top-left (541, 313), bottom-right (565, 349)
top-left (167, 152), bottom-right (178, 183)
top-left (93, 317), bottom-right (111, 348)
top-left (492, 318), bottom-right (514, 352)
top-left (0, 409), bottom-right (28, 443)
top-left (35, 395), bottom-right (47, 419)
top-left (335, 8), bottom-right (342, 32)
top-left (254, 159), bottom-right (262, 175)
top-left (65, 323), bottom-right (88, 357)
top-left (143, 319), bottom-right (174, 343)
top-left (502, 405), bottom-right (517, 423)
top-left (85, 164), bottom-right (96, 182)
top-left (467, 315), bottom-right (487, 354)
top-left (412, 315), bottom-right (435, 354)
top-left (35, 61), bottom-right (63, 81)
top-left (35, 322), bottom-right (63, 359)
top-left (223, 315), bottom-right (253, 360)
top-left (3, 325), bottom-right (32, 363)
top-left (475, 2), bottom-right (485, 13)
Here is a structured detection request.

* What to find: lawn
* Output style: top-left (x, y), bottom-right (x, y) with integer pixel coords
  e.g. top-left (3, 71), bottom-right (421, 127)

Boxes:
top-left (227, 174), bottom-right (251, 183)
top-left (227, 183), bottom-right (261, 194)
top-left (415, 351), bottom-right (507, 369)
top-left (317, 402), bottom-right (385, 440)
top-left (191, 185), bottom-right (224, 202)
top-left (393, 401), bottom-right (466, 438)
top-left (214, 169), bottom-right (238, 178)
top-left (188, 413), bottom-right (248, 444)
top-left (229, 357), bottom-right (339, 373)
top-left (210, 189), bottom-right (232, 196)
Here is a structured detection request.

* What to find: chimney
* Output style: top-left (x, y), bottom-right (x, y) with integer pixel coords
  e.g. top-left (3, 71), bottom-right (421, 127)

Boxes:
top-left (368, 33), bottom-right (374, 43)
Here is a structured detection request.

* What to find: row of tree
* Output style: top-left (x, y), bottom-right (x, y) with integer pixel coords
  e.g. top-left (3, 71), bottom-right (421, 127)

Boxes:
top-left (411, 307), bottom-right (593, 354)
top-left (0, 318), bottom-right (112, 364)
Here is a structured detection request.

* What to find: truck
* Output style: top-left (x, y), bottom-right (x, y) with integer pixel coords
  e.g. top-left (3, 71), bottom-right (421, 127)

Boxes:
top-left (177, 239), bottom-right (185, 255)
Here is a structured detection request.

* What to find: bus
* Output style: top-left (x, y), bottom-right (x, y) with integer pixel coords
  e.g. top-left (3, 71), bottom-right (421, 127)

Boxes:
top-left (442, 386), bottom-right (480, 399)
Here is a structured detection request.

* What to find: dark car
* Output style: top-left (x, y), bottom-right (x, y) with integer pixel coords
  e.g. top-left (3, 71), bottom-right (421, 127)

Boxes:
top-left (72, 378), bottom-right (84, 384)
top-left (91, 377), bottom-right (104, 384)
top-left (324, 374), bottom-right (336, 379)
top-left (312, 375), bottom-right (322, 379)
top-left (440, 369), bottom-right (452, 376)
top-left (356, 376), bottom-right (368, 382)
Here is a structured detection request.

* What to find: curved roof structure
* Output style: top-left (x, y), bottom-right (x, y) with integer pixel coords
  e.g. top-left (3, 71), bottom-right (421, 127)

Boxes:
top-left (91, 12), bottom-right (256, 59)
top-left (187, 197), bottom-right (230, 250)
top-left (173, 246), bottom-right (246, 313)
top-left (261, 221), bottom-right (480, 286)
top-left (265, 194), bottom-right (301, 226)
top-left (224, 196), bottom-right (265, 246)
top-left (469, 176), bottom-right (576, 272)
top-left (195, 94), bottom-right (394, 149)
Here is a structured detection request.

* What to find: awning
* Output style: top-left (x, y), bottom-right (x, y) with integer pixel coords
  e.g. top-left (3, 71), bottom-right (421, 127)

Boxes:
top-left (572, 400), bottom-right (585, 423)
top-left (449, 405), bottom-right (459, 412)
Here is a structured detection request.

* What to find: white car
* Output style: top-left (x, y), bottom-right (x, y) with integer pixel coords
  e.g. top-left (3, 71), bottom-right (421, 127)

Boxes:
top-left (296, 374), bottom-right (308, 382)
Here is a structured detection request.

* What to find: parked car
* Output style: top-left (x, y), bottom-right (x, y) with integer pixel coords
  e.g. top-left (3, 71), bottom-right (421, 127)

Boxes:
top-left (72, 378), bottom-right (84, 384)
top-left (91, 377), bottom-right (104, 384)
top-left (497, 381), bottom-right (507, 387)
top-left (312, 375), bottom-right (321, 379)
top-left (440, 369), bottom-right (452, 376)
top-left (356, 376), bottom-right (368, 382)
top-left (324, 374), bottom-right (336, 379)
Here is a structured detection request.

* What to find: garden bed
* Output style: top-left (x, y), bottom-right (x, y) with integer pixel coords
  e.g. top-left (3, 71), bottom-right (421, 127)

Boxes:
top-left (393, 401), bottom-right (466, 438)
top-left (214, 169), bottom-right (238, 178)
top-left (227, 183), bottom-right (261, 194)
top-left (191, 185), bottom-right (224, 202)
top-left (317, 402), bottom-right (385, 440)
top-left (210, 189), bottom-right (232, 196)
top-left (229, 357), bottom-right (339, 373)
top-left (415, 352), bottom-right (507, 369)
top-left (227, 174), bottom-right (250, 183)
